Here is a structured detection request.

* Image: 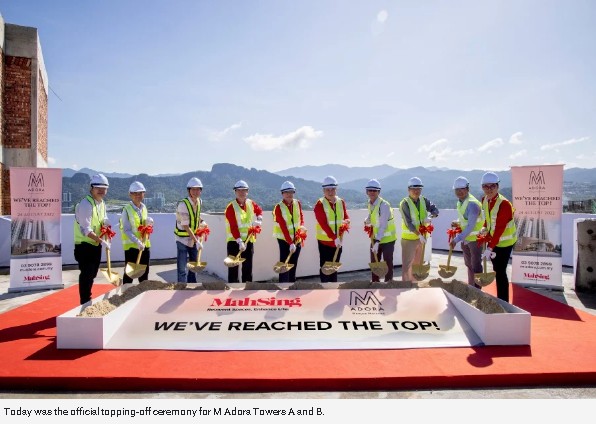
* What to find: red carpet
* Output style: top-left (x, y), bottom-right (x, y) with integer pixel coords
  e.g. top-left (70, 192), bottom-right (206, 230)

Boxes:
top-left (1, 283), bottom-right (596, 392)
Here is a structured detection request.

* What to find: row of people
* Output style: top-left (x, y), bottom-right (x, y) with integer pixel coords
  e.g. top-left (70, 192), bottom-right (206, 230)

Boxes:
top-left (73, 171), bottom-right (516, 304)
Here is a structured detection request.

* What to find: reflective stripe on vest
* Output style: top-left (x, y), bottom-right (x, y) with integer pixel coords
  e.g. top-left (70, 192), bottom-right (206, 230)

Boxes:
top-left (119, 203), bottom-right (151, 250)
top-left (457, 194), bottom-right (484, 241)
top-left (315, 197), bottom-right (345, 242)
top-left (174, 198), bottom-right (200, 237)
top-left (482, 193), bottom-right (517, 247)
top-left (272, 200), bottom-right (301, 242)
top-left (368, 197), bottom-right (397, 243)
top-left (73, 195), bottom-right (105, 246)
top-left (226, 199), bottom-right (255, 242)
top-left (400, 196), bottom-right (427, 240)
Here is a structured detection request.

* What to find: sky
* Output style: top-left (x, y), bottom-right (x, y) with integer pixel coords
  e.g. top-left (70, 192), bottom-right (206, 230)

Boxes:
top-left (1, 0), bottom-right (595, 175)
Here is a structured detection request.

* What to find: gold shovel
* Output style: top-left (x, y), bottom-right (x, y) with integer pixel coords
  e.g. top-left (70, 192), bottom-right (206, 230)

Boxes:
top-left (369, 237), bottom-right (388, 278)
top-left (100, 237), bottom-right (121, 286)
top-left (438, 245), bottom-right (457, 278)
top-left (273, 251), bottom-right (294, 274)
top-left (125, 234), bottom-right (148, 279)
top-left (187, 236), bottom-right (207, 273)
top-left (412, 234), bottom-right (430, 281)
top-left (321, 246), bottom-right (342, 276)
top-left (474, 244), bottom-right (496, 287)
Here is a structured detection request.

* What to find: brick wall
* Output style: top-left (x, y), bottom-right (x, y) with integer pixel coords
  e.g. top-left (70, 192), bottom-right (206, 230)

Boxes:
top-left (0, 47), bottom-right (4, 148)
top-left (38, 71), bottom-right (48, 161)
top-left (3, 55), bottom-right (32, 149)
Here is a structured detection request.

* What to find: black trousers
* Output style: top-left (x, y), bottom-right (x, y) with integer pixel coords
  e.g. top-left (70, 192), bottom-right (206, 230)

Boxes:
top-left (74, 242), bottom-right (102, 305)
top-left (491, 244), bottom-right (514, 302)
top-left (318, 241), bottom-right (342, 283)
top-left (123, 247), bottom-right (151, 284)
top-left (227, 240), bottom-right (254, 283)
top-left (277, 239), bottom-right (302, 283)
top-left (370, 240), bottom-right (395, 282)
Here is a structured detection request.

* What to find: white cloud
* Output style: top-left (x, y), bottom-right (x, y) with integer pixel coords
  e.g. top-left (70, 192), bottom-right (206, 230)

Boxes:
top-left (477, 138), bottom-right (504, 152)
top-left (540, 136), bottom-right (589, 151)
top-left (509, 132), bottom-right (523, 144)
top-left (509, 149), bottom-right (527, 159)
top-left (244, 126), bottom-right (323, 151)
top-left (377, 10), bottom-right (388, 23)
top-left (71, 164), bottom-right (80, 170)
top-left (48, 157), bottom-right (56, 165)
top-left (418, 138), bottom-right (448, 153)
top-left (207, 122), bottom-right (243, 142)
top-left (428, 147), bottom-right (475, 162)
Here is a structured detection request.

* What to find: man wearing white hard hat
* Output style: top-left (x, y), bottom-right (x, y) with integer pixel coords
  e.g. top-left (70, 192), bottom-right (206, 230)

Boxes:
top-left (273, 181), bottom-right (306, 282)
top-left (120, 181), bottom-right (152, 284)
top-left (174, 177), bottom-right (206, 283)
top-left (225, 180), bottom-right (264, 282)
top-left (398, 177), bottom-right (439, 281)
top-left (449, 176), bottom-right (483, 288)
top-left (73, 174), bottom-right (111, 304)
top-left (314, 176), bottom-right (350, 282)
top-left (364, 179), bottom-right (397, 282)
top-left (480, 171), bottom-right (517, 302)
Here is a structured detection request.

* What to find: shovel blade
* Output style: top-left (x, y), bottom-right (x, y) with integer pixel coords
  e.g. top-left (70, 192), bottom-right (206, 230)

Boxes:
top-left (369, 262), bottom-right (389, 278)
top-left (100, 268), bottom-right (121, 286)
top-left (412, 263), bottom-right (430, 281)
top-left (474, 271), bottom-right (496, 287)
top-left (187, 261), bottom-right (207, 273)
top-left (273, 262), bottom-right (294, 274)
top-left (438, 265), bottom-right (457, 278)
top-left (125, 262), bottom-right (147, 279)
top-left (321, 261), bottom-right (341, 276)
top-left (223, 255), bottom-right (245, 268)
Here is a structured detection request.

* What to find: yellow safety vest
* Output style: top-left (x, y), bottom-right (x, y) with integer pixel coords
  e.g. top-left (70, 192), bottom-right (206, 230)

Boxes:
top-left (73, 195), bottom-right (106, 246)
top-left (457, 194), bottom-right (484, 241)
top-left (226, 199), bottom-right (256, 242)
top-left (174, 198), bottom-right (200, 237)
top-left (315, 197), bottom-right (345, 242)
top-left (482, 193), bottom-right (517, 247)
top-left (119, 203), bottom-right (151, 250)
top-left (368, 197), bottom-right (397, 243)
top-left (400, 196), bottom-right (427, 240)
top-left (272, 200), bottom-right (301, 243)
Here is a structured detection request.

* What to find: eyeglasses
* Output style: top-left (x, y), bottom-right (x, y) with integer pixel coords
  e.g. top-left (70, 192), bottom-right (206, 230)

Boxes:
top-left (366, 189), bottom-right (379, 193)
top-left (482, 184), bottom-right (498, 190)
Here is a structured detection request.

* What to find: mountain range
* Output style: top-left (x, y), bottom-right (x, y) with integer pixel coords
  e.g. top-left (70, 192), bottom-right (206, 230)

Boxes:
top-left (61, 163), bottom-right (596, 213)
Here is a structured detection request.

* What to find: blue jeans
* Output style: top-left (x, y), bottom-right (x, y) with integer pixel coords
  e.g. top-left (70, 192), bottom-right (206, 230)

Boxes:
top-left (176, 241), bottom-right (198, 283)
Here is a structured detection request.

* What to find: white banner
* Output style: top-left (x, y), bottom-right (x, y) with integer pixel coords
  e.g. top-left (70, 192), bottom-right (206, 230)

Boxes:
top-left (9, 167), bottom-right (63, 292)
top-left (102, 288), bottom-right (483, 350)
top-left (511, 165), bottom-right (563, 288)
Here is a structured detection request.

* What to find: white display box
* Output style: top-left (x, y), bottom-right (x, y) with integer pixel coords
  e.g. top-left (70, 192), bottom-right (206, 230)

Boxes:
top-left (444, 290), bottom-right (531, 345)
top-left (57, 286), bottom-right (531, 349)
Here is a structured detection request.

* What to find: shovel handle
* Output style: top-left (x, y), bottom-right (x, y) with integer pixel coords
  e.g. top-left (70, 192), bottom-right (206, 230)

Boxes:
top-left (135, 234), bottom-right (148, 264)
top-left (284, 251), bottom-right (293, 265)
top-left (446, 245), bottom-right (453, 267)
top-left (197, 235), bottom-right (204, 261)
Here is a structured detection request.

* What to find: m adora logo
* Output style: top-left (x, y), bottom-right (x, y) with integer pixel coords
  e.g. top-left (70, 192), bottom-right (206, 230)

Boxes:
top-left (28, 172), bottom-right (45, 192)
top-left (349, 290), bottom-right (385, 314)
top-left (210, 296), bottom-right (302, 308)
top-left (528, 170), bottom-right (546, 190)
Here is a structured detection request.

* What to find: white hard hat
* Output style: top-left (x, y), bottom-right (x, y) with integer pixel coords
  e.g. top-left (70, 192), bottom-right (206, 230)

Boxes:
top-left (407, 177), bottom-right (423, 188)
top-left (90, 174), bottom-right (109, 188)
top-left (322, 176), bottom-right (338, 188)
top-left (365, 179), bottom-right (381, 191)
top-left (481, 172), bottom-right (500, 185)
top-left (452, 176), bottom-right (469, 190)
top-left (187, 177), bottom-right (203, 188)
top-left (129, 181), bottom-right (146, 193)
top-left (280, 181), bottom-right (296, 193)
top-left (234, 180), bottom-right (249, 190)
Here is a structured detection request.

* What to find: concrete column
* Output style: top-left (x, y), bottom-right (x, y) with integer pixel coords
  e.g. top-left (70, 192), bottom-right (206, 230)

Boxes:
top-left (576, 219), bottom-right (596, 293)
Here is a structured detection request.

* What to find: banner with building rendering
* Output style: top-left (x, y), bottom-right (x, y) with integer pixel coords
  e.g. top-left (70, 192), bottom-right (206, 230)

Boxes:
top-left (511, 165), bottom-right (563, 288)
top-left (9, 167), bottom-right (63, 292)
